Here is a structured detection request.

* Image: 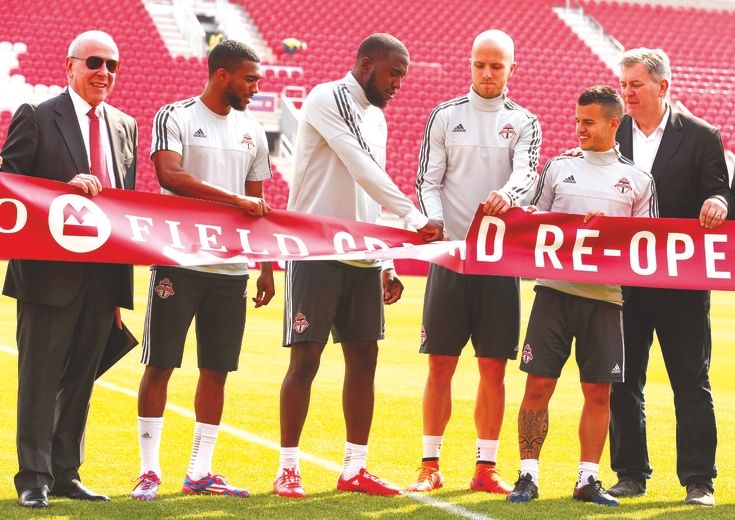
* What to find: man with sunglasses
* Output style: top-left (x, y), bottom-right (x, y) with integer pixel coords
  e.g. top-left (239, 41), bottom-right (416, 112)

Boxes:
top-left (1, 30), bottom-right (137, 508)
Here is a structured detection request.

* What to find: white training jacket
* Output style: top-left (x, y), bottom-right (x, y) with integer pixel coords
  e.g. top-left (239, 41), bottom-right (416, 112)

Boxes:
top-left (532, 147), bottom-right (658, 304)
top-left (416, 87), bottom-right (541, 240)
top-left (288, 72), bottom-right (427, 230)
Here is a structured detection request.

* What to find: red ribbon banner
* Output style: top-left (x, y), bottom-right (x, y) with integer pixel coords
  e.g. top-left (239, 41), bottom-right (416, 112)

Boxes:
top-left (462, 207), bottom-right (735, 291)
top-left (0, 174), bottom-right (733, 291)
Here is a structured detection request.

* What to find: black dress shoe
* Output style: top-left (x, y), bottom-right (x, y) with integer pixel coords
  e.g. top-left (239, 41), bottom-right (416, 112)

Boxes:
top-left (19, 486), bottom-right (49, 508)
top-left (53, 480), bottom-right (110, 501)
top-left (606, 477), bottom-right (646, 497)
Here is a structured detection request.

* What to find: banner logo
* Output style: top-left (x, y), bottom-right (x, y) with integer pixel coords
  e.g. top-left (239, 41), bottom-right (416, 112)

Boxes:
top-left (48, 195), bottom-right (111, 253)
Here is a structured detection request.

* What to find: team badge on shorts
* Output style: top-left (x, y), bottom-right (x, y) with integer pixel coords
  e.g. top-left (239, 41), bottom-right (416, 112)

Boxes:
top-left (241, 133), bottom-right (254, 149)
top-left (420, 326), bottom-right (427, 346)
top-left (293, 312), bottom-right (310, 334)
top-left (499, 123), bottom-right (517, 139)
top-left (614, 177), bottom-right (632, 194)
top-left (521, 344), bottom-right (533, 364)
top-left (154, 277), bottom-right (175, 299)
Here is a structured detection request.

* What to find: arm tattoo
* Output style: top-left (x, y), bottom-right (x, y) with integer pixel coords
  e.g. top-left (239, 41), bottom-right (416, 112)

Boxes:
top-left (518, 408), bottom-right (549, 460)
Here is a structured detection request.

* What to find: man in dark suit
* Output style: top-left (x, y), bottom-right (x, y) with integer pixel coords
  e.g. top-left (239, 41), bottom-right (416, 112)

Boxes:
top-left (0, 30), bottom-right (137, 508)
top-left (607, 48), bottom-right (729, 508)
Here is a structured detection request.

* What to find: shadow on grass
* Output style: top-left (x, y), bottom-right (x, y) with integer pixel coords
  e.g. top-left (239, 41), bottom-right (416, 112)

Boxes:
top-left (0, 489), bottom-right (458, 519)
top-left (1, 492), bottom-right (733, 519)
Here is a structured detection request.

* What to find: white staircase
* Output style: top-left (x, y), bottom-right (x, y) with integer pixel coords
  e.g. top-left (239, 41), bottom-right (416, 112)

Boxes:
top-left (144, 0), bottom-right (202, 58)
top-left (212, 0), bottom-right (274, 62)
top-left (553, 5), bottom-right (624, 76)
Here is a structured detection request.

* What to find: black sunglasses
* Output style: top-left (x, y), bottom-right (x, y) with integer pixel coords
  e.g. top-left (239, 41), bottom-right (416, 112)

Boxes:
top-left (70, 56), bottom-right (120, 73)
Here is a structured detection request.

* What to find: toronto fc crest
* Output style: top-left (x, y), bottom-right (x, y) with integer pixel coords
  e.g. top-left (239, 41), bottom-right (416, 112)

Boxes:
top-left (241, 133), bottom-right (255, 149)
top-left (499, 123), bottom-right (517, 139)
top-left (154, 277), bottom-right (175, 299)
top-left (293, 312), bottom-right (310, 334)
top-left (614, 177), bottom-right (632, 194)
top-left (521, 344), bottom-right (533, 364)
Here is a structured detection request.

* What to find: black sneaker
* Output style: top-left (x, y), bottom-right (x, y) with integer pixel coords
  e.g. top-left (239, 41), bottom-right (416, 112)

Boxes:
top-left (507, 472), bottom-right (539, 503)
top-left (573, 476), bottom-right (619, 506)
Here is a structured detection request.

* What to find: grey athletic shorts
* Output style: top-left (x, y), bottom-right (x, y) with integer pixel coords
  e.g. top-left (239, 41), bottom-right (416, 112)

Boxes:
top-left (141, 266), bottom-right (248, 372)
top-left (520, 286), bottom-right (624, 383)
top-left (420, 264), bottom-right (520, 359)
top-left (283, 261), bottom-right (384, 346)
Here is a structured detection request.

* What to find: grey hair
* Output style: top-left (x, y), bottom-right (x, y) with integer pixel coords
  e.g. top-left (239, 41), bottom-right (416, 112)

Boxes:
top-left (67, 30), bottom-right (118, 58)
top-left (620, 47), bottom-right (671, 84)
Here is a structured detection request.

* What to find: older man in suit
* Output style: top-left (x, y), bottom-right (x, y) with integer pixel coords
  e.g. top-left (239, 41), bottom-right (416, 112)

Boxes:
top-left (607, 48), bottom-right (730, 508)
top-left (0, 30), bottom-right (136, 508)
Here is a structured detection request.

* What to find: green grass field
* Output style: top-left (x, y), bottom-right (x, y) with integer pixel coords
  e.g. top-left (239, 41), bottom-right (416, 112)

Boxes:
top-left (0, 262), bottom-right (733, 519)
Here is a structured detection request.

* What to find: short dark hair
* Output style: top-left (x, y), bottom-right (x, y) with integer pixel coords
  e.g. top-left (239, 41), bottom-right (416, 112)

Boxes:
top-left (356, 33), bottom-right (409, 61)
top-left (208, 39), bottom-right (260, 76)
top-left (578, 85), bottom-right (624, 119)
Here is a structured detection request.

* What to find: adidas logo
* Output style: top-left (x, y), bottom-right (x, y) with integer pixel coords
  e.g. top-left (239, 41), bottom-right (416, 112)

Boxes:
top-left (141, 432), bottom-right (152, 439)
top-left (611, 364), bottom-right (621, 374)
top-left (563, 175), bottom-right (576, 184)
top-left (193, 128), bottom-right (207, 138)
top-left (452, 123), bottom-right (466, 133)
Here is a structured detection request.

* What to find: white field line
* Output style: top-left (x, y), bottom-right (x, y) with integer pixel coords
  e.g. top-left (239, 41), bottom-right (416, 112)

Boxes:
top-left (0, 344), bottom-right (494, 520)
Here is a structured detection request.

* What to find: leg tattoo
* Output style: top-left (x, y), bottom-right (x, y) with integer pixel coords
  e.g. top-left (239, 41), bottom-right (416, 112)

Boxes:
top-left (518, 408), bottom-right (549, 460)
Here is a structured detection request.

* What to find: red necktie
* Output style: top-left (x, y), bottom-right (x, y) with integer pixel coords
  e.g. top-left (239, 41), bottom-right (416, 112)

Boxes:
top-left (87, 107), bottom-right (111, 187)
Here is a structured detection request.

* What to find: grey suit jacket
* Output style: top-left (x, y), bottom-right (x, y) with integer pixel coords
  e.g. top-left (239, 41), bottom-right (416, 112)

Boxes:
top-left (0, 90), bottom-right (137, 307)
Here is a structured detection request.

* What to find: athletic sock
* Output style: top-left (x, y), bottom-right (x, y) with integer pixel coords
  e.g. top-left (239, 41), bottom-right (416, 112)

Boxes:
top-left (341, 442), bottom-right (368, 480)
top-left (278, 446), bottom-right (300, 478)
top-left (576, 461), bottom-right (599, 489)
top-left (520, 458), bottom-right (539, 485)
top-left (476, 438), bottom-right (499, 465)
top-left (138, 416), bottom-right (164, 478)
top-left (422, 434), bottom-right (443, 461)
top-left (187, 422), bottom-right (219, 481)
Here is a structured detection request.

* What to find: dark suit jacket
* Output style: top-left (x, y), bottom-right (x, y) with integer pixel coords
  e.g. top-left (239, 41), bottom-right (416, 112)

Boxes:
top-left (617, 109), bottom-right (730, 219)
top-left (0, 90), bottom-right (137, 308)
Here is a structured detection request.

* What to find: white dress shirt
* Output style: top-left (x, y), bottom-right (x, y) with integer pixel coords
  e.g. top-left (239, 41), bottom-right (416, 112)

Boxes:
top-left (631, 105), bottom-right (670, 174)
top-left (67, 86), bottom-right (117, 187)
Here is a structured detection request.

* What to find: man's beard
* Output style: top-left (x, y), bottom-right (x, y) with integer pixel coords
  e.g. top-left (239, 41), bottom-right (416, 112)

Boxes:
top-left (364, 72), bottom-right (387, 109)
top-left (225, 86), bottom-right (247, 111)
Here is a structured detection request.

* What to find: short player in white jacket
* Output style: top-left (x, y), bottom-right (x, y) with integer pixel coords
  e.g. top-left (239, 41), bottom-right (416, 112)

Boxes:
top-left (274, 34), bottom-right (442, 499)
top-left (507, 86), bottom-right (657, 506)
top-left (409, 29), bottom-right (540, 494)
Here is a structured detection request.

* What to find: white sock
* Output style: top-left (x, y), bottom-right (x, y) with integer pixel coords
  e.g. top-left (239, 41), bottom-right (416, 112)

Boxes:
top-left (476, 438), bottom-right (499, 464)
top-left (138, 416), bottom-right (164, 478)
top-left (341, 442), bottom-right (367, 480)
top-left (278, 446), bottom-right (300, 478)
top-left (187, 422), bottom-right (219, 481)
top-left (520, 458), bottom-right (539, 485)
top-left (576, 461), bottom-right (599, 489)
top-left (422, 434), bottom-right (443, 460)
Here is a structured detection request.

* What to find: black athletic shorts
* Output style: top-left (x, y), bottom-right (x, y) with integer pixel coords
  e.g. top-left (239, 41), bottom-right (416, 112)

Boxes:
top-left (420, 264), bottom-right (520, 359)
top-left (141, 266), bottom-right (248, 372)
top-left (520, 286), bottom-right (624, 383)
top-left (283, 260), bottom-right (384, 346)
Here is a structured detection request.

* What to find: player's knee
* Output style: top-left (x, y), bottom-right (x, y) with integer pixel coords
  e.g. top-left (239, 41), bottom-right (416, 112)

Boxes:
top-left (523, 376), bottom-right (556, 405)
top-left (582, 382), bottom-right (611, 407)
top-left (143, 365), bottom-right (174, 385)
top-left (478, 357), bottom-right (507, 382)
top-left (428, 355), bottom-right (458, 381)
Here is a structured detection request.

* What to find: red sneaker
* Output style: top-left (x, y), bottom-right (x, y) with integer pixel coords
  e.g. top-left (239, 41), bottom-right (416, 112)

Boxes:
top-left (273, 467), bottom-right (306, 498)
top-left (337, 468), bottom-right (402, 496)
top-left (407, 460), bottom-right (443, 492)
top-left (470, 463), bottom-right (513, 494)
